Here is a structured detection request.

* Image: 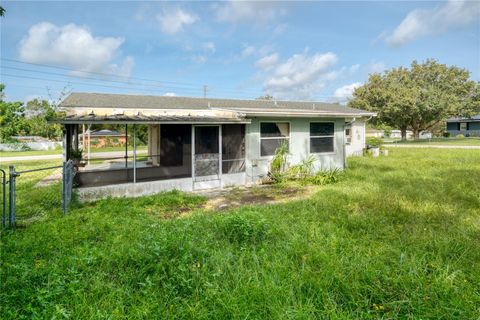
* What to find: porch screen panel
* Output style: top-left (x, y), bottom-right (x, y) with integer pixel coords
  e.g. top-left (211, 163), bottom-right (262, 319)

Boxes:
top-left (159, 124), bottom-right (192, 178)
top-left (222, 124), bottom-right (245, 174)
top-left (194, 126), bottom-right (220, 178)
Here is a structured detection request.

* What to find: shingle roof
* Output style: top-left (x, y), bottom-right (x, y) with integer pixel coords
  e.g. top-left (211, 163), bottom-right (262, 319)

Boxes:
top-left (59, 92), bottom-right (375, 117)
top-left (59, 114), bottom-right (250, 124)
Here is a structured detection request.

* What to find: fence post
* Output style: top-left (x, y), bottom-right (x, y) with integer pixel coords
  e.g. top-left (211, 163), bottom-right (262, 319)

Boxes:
top-left (0, 169), bottom-right (6, 228)
top-left (62, 161), bottom-right (66, 215)
top-left (8, 165), bottom-right (17, 228)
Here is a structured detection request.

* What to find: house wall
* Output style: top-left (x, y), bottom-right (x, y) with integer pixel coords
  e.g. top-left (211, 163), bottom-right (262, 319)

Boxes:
top-left (244, 117), bottom-right (345, 184)
top-left (447, 121), bottom-right (480, 137)
top-left (84, 135), bottom-right (126, 148)
top-left (345, 120), bottom-right (365, 156)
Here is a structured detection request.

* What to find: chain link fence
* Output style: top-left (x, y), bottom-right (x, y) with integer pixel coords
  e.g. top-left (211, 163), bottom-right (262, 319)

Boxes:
top-left (1, 160), bottom-right (75, 229)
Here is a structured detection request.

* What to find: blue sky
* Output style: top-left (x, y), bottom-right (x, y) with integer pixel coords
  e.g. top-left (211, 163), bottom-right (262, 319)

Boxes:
top-left (1, 1), bottom-right (479, 103)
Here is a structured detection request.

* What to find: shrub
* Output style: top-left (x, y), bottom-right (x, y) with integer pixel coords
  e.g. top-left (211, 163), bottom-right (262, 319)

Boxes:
top-left (269, 141), bottom-right (289, 181)
top-left (456, 134), bottom-right (465, 139)
top-left (70, 148), bottom-right (83, 160)
top-left (443, 131), bottom-right (451, 138)
top-left (366, 137), bottom-right (382, 148)
top-left (304, 168), bottom-right (342, 185)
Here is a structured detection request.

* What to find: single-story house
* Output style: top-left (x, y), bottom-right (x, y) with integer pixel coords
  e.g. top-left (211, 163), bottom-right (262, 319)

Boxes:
top-left (57, 92), bottom-right (375, 199)
top-left (79, 129), bottom-right (127, 148)
top-left (366, 129), bottom-right (414, 139)
top-left (446, 115), bottom-right (480, 137)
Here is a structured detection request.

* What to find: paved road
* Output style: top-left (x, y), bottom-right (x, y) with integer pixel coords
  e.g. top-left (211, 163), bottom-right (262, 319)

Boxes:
top-left (384, 144), bottom-right (480, 149)
top-left (0, 150), bottom-right (148, 163)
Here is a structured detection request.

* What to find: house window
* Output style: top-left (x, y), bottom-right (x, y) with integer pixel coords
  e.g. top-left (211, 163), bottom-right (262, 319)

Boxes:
top-left (310, 122), bottom-right (334, 153)
top-left (260, 122), bottom-right (289, 156)
top-left (460, 122), bottom-right (468, 131)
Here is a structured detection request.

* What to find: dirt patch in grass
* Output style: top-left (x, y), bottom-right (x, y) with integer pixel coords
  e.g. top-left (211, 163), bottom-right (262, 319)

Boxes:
top-left (201, 184), bottom-right (316, 212)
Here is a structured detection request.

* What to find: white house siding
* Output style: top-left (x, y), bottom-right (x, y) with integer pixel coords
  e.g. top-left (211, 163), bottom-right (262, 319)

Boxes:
top-left (345, 120), bottom-right (366, 157)
top-left (245, 117), bottom-right (346, 184)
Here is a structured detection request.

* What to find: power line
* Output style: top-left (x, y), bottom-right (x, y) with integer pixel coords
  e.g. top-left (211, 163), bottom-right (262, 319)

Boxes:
top-left (1, 65), bottom-right (204, 92)
top-left (1, 57), bottom-right (202, 88)
top-left (1, 59), bottom-right (266, 97)
top-left (1, 73), bottom-right (202, 95)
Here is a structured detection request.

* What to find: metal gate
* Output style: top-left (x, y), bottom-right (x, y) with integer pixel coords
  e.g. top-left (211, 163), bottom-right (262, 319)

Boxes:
top-left (1, 160), bottom-right (75, 229)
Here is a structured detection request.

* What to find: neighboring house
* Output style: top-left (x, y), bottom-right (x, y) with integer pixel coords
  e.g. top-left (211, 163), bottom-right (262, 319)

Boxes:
top-left (366, 129), bottom-right (416, 139)
top-left (446, 115), bottom-right (480, 137)
top-left (366, 129), bottom-right (384, 138)
top-left (0, 136), bottom-right (61, 151)
top-left (418, 131), bottom-right (432, 139)
top-left (389, 130), bottom-right (413, 139)
top-left (58, 92), bottom-right (375, 198)
top-left (79, 129), bottom-right (126, 148)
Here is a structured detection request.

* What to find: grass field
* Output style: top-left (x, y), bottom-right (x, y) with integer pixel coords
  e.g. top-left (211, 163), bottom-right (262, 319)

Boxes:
top-left (1, 148), bottom-right (479, 319)
top-left (385, 137), bottom-right (480, 146)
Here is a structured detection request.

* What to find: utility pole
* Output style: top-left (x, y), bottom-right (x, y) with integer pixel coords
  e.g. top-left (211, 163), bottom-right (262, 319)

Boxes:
top-left (203, 85), bottom-right (208, 98)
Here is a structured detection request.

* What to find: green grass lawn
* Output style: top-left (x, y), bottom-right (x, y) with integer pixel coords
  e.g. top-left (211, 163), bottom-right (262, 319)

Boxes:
top-left (1, 148), bottom-right (480, 319)
top-left (385, 137), bottom-right (480, 146)
top-left (0, 145), bottom-right (147, 158)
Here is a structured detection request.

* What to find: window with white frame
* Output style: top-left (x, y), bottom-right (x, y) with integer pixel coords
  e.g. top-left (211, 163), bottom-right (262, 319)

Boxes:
top-left (310, 122), bottom-right (334, 153)
top-left (260, 122), bottom-right (289, 156)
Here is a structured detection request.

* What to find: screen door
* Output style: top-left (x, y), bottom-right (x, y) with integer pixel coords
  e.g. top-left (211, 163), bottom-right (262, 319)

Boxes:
top-left (194, 126), bottom-right (220, 182)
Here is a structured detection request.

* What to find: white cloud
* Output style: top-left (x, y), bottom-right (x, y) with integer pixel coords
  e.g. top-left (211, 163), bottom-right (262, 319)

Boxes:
top-left (349, 64), bottom-right (360, 73)
top-left (333, 82), bottom-right (362, 103)
top-left (262, 52), bottom-right (338, 99)
top-left (156, 7), bottom-right (198, 34)
top-left (273, 24), bottom-right (286, 35)
top-left (19, 22), bottom-right (134, 77)
top-left (214, 1), bottom-right (285, 24)
top-left (386, 0), bottom-right (480, 47)
top-left (368, 61), bottom-right (386, 74)
top-left (255, 53), bottom-right (279, 70)
top-left (241, 45), bottom-right (256, 58)
top-left (202, 42), bottom-right (216, 54)
top-left (163, 92), bottom-right (177, 97)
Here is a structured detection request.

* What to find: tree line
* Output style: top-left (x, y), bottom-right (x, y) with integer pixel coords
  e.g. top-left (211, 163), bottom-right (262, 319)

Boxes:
top-left (349, 59), bottom-right (480, 139)
top-left (0, 84), bottom-right (63, 142)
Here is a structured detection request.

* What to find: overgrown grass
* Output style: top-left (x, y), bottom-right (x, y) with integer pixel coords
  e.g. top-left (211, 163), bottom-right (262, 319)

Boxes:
top-left (0, 160), bottom-right (63, 224)
top-left (386, 137), bottom-right (480, 146)
top-left (1, 148), bottom-right (480, 318)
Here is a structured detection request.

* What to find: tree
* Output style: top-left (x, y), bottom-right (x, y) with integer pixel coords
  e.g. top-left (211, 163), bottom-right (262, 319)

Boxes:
top-left (24, 99), bottom-right (63, 139)
top-left (0, 86), bottom-right (28, 141)
top-left (349, 60), bottom-right (480, 139)
top-left (256, 94), bottom-right (274, 100)
top-left (0, 85), bottom-right (63, 141)
top-left (0, 6), bottom-right (5, 17)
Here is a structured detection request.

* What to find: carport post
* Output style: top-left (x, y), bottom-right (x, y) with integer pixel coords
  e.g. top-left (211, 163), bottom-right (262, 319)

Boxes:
top-left (133, 124), bottom-right (137, 183)
top-left (125, 124), bottom-right (128, 169)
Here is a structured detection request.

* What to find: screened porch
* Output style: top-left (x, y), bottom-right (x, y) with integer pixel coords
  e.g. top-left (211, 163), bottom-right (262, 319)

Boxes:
top-left (64, 122), bottom-right (247, 190)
